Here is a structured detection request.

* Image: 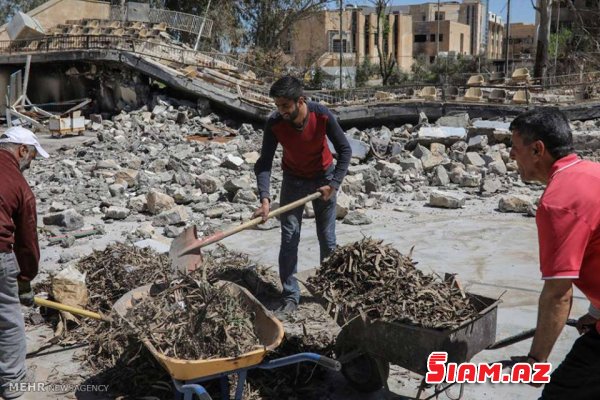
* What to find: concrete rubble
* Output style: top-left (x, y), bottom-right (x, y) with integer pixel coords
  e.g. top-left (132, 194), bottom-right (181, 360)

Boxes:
top-left (26, 109), bottom-right (600, 257)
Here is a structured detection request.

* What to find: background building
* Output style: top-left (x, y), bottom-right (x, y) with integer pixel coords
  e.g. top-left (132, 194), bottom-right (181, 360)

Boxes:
top-left (508, 23), bottom-right (535, 60)
top-left (486, 11), bottom-right (504, 59)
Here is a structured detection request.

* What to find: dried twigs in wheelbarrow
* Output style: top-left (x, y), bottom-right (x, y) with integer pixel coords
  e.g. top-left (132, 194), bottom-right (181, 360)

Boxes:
top-left (127, 276), bottom-right (261, 360)
top-left (307, 237), bottom-right (479, 329)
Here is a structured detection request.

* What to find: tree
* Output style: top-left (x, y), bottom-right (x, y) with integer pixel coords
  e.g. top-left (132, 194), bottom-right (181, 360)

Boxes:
top-left (236, 0), bottom-right (328, 49)
top-left (0, 0), bottom-right (47, 26)
top-left (532, 0), bottom-right (553, 82)
top-left (370, 0), bottom-right (396, 85)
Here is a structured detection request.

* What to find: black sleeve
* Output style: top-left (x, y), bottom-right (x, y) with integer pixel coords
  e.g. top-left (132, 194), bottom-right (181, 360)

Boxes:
top-left (254, 121), bottom-right (278, 201)
top-left (325, 109), bottom-right (351, 190)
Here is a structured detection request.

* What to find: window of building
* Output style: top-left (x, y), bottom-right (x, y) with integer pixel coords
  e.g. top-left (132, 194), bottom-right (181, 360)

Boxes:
top-left (585, 0), bottom-right (597, 7)
top-left (435, 11), bottom-right (445, 21)
top-left (460, 33), bottom-right (464, 53)
top-left (332, 39), bottom-right (348, 53)
top-left (439, 33), bottom-right (444, 42)
top-left (430, 56), bottom-right (436, 63)
top-left (430, 34), bottom-right (436, 42)
top-left (415, 34), bottom-right (427, 42)
top-left (422, 15), bottom-right (426, 21)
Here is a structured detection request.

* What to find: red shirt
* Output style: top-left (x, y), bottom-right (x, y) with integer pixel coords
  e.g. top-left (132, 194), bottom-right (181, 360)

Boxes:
top-left (0, 149), bottom-right (40, 281)
top-left (254, 102), bottom-right (351, 201)
top-left (537, 154), bottom-right (600, 329)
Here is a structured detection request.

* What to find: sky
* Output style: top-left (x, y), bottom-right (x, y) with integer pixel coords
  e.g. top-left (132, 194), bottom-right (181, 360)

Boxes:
top-left (351, 1), bottom-right (536, 24)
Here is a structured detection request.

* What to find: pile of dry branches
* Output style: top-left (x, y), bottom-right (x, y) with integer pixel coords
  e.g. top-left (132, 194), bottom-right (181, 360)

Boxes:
top-left (128, 277), bottom-right (261, 360)
top-left (308, 237), bottom-right (479, 329)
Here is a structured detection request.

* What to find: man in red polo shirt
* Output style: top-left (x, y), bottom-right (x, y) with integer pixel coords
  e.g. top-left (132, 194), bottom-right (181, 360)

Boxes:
top-left (254, 76), bottom-right (351, 314)
top-left (509, 109), bottom-right (600, 399)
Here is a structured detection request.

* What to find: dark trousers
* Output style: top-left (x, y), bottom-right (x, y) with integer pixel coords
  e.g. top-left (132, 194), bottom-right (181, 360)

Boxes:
top-left (541, 329), bottom-right (600, 400)
top-left (278, 169), bottom-right (337, 304)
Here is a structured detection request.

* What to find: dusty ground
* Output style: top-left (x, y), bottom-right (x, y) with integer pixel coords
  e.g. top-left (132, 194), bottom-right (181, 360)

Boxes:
top-left (20, 133), bottom-right (586, 400)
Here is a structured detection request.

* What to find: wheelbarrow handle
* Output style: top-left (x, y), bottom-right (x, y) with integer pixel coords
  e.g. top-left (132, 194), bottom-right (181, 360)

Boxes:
top-left (34, 297), bottom-right (109, 321)
top-left (487, 318), bottom-right (579, 350)
top-left (185, 191), bottom-right (322, 251)
top-left (316, 355), bottom-right (342, 371)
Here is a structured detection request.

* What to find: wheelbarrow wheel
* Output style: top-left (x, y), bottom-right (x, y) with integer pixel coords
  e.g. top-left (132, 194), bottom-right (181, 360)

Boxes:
top-left (339, 350), bottom-right (390, 393)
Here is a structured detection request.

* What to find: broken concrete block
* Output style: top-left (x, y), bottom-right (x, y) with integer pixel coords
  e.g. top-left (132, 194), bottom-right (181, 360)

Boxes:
top-left (242, 151), bottom-right (260, 164)
top-left (467, 135), bottom-right (489, 151)
top-left (146, 189), bottom-right (175, 215)
top-left (233, 190), bottom-right (257, 204)
top-left (459, 173), bottom-right (482, 187)
top-left (336, 191), bottom-right (352, 219)
top-left (224, 178), bottom-right (252, 194)
top-left (481, 178), bottom-right (502, 194)
top-left (128, 194), bottom-right (147, 213)
top-left (377, 161), bottom-right (403, 178)
top-left (498, 195), bottom-right (533, 213)
top-left (436, 113), bottom-right (470, 128)
top-left (195, 174), bottom-right (220, 194)
top-left (105, 206), bottom-right (130, 220)
top-left (152, 205), bottom-right (189, 227)
top-left (343, 211), bottom-right (372, 225)
top-left (43, 209), bottom-right (84, 231)
top-left (488, 160), bottom-right (508, 175)
top-left (221, 154), bottom-right (244, 170)
top-left (95, 159), bottom-right (121, 170)
top-left (341, 174), bottom-right (364, 196)
top-left (432, 165), bottom-right (450, 186)
top-left (114, 168), bottom-right (139, 187)
top-left (108, 183), bottom-right (126, 197)
top-left (463, 152), bottom-right (486, 167)
top-left (396, 157), bottom-right (423, 172)
top-left (429, 191), bottom-right (466, 209)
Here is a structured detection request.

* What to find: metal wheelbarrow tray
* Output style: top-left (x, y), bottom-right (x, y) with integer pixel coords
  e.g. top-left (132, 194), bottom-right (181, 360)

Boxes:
top-left (335, 292), bottom-right (501, 395)
top-left (113, 281), bottom-right (340, 400)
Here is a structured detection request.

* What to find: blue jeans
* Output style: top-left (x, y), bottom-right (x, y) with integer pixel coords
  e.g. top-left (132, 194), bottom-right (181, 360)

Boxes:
top-left (279, 168), bottom-right (337, 304)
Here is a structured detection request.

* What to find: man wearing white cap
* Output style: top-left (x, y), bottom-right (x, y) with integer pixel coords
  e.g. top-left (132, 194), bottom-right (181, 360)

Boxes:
top-left (0, 127), bottom-right (48, 399)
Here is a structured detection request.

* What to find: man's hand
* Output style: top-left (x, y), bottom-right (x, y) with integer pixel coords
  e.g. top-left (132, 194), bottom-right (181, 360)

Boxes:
top-left (576, 313), bottom-right (597, 335)
top-left (253, 198), bottom-right (271, 222)
top-left (17, 280), bottom-right (34, 307)
top-left (318, 185), bottom-right (336, 201)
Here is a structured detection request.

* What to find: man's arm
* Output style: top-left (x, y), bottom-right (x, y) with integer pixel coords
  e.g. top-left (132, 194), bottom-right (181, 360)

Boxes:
top-left (528, 279), bottom-right (573, 362)
top-left (13, 188), bottom-right (40, 282)
top-left (254, 122), bottom-right (278, 201)
top-left (324, 109), bottom-right (351, 190)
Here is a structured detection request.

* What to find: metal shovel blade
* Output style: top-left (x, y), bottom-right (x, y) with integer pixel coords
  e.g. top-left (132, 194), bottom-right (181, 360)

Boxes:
top-left (169, 225), bottom-right (203, 274)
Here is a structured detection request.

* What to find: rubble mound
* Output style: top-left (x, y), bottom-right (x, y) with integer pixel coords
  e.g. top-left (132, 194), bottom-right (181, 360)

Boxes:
top-left (308, 238), bottom-right (479, 329)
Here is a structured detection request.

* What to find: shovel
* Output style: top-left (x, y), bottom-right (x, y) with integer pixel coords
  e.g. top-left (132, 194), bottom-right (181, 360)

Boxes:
top-left (169, 191), bottom-right (322, 274)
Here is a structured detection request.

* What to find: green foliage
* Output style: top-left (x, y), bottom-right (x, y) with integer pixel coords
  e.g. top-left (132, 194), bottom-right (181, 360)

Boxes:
top-left (549, 28), bottom-right (573, 59)
top-left (410, 54), bottom-right (479, 85)
top-left (355, 58), bottom-right (378, 87)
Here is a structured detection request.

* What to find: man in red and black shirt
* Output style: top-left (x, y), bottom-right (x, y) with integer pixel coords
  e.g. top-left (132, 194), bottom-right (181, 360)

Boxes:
top-left (0, 127), bottom-right (48, 399)
top-left (254, 76), bottom-right (351, 314)
top-left (509, 109), bottom-right (600, 399)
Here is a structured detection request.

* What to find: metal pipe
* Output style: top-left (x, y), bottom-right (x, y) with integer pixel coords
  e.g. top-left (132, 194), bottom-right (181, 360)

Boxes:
top-left (339, 0), bottom-right (343, 89)
top-left (504, 0), bottom-right (511, 75)
top-left (437, 0), bottom-right (441, 56)
top-left (194, 0), bottom-right (212, 51)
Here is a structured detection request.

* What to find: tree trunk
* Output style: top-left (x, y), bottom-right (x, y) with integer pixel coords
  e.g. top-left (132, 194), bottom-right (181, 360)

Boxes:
top-left (533, 0), bottom-right (553, 82)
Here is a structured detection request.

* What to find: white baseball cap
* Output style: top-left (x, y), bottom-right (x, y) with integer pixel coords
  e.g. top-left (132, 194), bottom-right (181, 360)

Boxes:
top-left (0, 127), bottom-right (49, 158)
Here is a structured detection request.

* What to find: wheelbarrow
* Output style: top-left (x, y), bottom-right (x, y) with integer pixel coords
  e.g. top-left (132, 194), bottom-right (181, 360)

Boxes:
top-left (332, 292), bottom-right (579, 400)
top-left (112, 280), bottom-right (341, 400)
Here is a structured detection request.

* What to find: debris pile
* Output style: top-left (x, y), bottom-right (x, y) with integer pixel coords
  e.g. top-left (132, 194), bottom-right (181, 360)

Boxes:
top-left (308, 238), bottom-right (479, 329)
top-left (128, 278), bottom-right (261, 360)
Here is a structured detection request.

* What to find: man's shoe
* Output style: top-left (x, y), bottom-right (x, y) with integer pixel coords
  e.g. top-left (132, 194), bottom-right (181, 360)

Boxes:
top-left (1, 368), bottom-right (36, 399)
top-left (276, 300), bottom-right (298, 316)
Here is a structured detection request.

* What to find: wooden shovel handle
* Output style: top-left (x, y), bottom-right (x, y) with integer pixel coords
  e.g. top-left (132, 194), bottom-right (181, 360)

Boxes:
top-left (34, 297), bottom-right (108, 321)
top-left (193, 191), bottom-right (322, 249)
